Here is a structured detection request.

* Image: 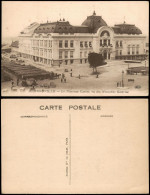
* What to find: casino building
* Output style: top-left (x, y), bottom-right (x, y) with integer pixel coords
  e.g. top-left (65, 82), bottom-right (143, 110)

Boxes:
top-left (18, 11), bottom-right (147, 66)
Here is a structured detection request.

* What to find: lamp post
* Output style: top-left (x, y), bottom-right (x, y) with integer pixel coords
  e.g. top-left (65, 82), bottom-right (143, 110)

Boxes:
top-left (122, 70), bottom-right (124, 87)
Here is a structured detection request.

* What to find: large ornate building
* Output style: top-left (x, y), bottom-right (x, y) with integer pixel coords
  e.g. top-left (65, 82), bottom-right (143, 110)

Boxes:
top-left (18, 11), bottom-right (147, 66)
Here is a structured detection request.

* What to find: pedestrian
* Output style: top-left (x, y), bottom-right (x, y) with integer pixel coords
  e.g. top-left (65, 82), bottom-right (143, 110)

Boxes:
top-left (70, 72), bottom-right (72, 77)
top-left (32, 79), bottom-right (36, 86)
top-left (96, 74), bottom-right (99, 78)
top-left (11, 80), bottom-right (14, 89)
top-left (17, 78), bottom-right (19, 86)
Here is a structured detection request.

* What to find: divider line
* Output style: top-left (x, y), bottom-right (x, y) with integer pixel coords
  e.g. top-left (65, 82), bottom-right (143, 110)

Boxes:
top-left (69, 114), bottom-right (71, 185)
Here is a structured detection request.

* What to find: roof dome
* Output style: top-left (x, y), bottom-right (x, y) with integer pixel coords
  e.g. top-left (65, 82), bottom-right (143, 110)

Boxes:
top-left (112, 22), bottom-right (142, 35)
top-left (82, 11), bottom-right (107, 33)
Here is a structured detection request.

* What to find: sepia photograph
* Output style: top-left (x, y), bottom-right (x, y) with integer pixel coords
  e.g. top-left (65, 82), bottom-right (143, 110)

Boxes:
top-left (1, 1), bottom-right (149, 96)
top-left (2, 99), bottom-right (149, 193)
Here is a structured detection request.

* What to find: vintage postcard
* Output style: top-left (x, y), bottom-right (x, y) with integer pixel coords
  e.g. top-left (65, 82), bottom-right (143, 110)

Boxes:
top-left (2, 99), bottom-right (149, 194)
top-left (1, 1), bottom-right (149, 96)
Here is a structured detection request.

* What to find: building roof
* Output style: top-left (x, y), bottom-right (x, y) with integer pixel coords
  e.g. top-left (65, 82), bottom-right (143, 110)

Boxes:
top-left (81, 11), bottom-right (107, 33)
top-left (112, 22), bottom-right (142, 35)
top-left (34, 21), bottom-right (90, 34)
top-left (22, 13), bottom-right (143, 35)
top-left (2, 44), bottom-right (11, 51)
top-left (11, 41), bottom-right (19, 48)
top-left (34, 12), bottom-right (108, 34)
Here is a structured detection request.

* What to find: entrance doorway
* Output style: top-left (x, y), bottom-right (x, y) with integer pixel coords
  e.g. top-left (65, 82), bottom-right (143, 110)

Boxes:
top-left (103, 51), bottom-right (107, 60)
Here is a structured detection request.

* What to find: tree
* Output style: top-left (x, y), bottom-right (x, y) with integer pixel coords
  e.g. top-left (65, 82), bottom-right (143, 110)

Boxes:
top-left (88, 52), bottom-right (106, 73)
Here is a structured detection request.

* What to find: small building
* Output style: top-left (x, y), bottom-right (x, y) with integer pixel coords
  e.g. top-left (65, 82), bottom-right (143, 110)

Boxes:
top-left (10, 40), bottom-right (19, 53)
top-left (2, 44), bottom-right (11, 53)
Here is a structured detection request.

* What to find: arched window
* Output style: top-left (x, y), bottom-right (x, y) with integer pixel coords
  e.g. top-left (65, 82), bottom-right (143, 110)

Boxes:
top-left (100, 30), bottom-right (110, 37)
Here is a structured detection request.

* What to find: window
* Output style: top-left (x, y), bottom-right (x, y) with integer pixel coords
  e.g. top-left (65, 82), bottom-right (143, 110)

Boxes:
top-left (100, 40), bottom-right (102, 46)
top-left (44, 40), bottom-right (47, 47)
top-left (40, 49), bottom-right (43, 56)
top-left (120, 41), bottom-right (122, 47)
top-left (65, 40), bottom-right (68, 48)
top-left (48, 40), bottom-right (51, 47)
top-left (65, 51), bottom-right (68, 58)
top-left (80, 52), bottom-right (82, 58)
top-left (44, 49), bottom-right (47, 57)
top-left (80, 42), bottom-right (83, 48)
top-left (39, 57), bottom-right (42, 62)
top-left (70, 40), bottom-right (74, 48)
top-left (104, 39), bottom-right (107, 46)
top-left (120, 50), bottom-right (122, 55)
top-left (59, 40), bottom-right (63, 48)
top-left (59, 51), bottom-right (63, 59)
top-left (40, 40), bottom-right (43, 47)
top-left (127, 47), bottom-right (130, 55)
top-left (85, 42), bottom-right (88, 47)
top-left (136, 45), bottom-right (139, 54)
top-left (116, 41), bottom-right (119, 47)
top-left (116, 50), bottom-right (118, 56)
top-left (70, 60), bottom-right (74, 64)
top-left (70, 51), bottom-right (73, 58)
top-left (44, 59), bottom-right (47, 64)
top-left (84, 51), bottom-right (87, 58)
top-left (89, 42), bottom-right (92, 47)
top-left (48, 50), bottom-right (51, 58)
top-left (108, 40), bottom-right (110, 45)
top-left (132, 47), bottom-right (135, 55)
top-left (48, 59), bottom-right (51, 65)
top-left (65, 60), bottom-right (68, 65)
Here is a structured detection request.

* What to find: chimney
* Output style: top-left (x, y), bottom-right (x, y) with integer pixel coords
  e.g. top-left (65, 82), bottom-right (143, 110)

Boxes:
top-left (93, 10), bottom-right (96, 16)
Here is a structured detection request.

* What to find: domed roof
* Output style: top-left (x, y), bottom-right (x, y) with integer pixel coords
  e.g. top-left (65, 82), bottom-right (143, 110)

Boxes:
top-left (82, 11), bottom-right (107, 33)
top-left (112, 22), bottom-right (142, 35)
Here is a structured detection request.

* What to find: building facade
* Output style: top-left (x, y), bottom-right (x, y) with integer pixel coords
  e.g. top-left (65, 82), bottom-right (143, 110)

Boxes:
top-left (18, 11), bottom-right (147, 66)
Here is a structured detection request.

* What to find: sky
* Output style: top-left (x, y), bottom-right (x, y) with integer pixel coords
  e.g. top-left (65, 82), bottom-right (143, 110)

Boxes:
top-left (2, 1), bottom-right (149, 38)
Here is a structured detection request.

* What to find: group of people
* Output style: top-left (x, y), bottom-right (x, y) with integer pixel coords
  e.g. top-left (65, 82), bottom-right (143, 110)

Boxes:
top-left (11, 78), bottom-right (19, 89)
top-left (60, 69), bottom-right (83, 83)
top-left (117, 81), bottom-right (123, 87)
top-left (11, 77), bottom-right (37, 89)
top-left (61, 73), bottom-right (66, 83)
